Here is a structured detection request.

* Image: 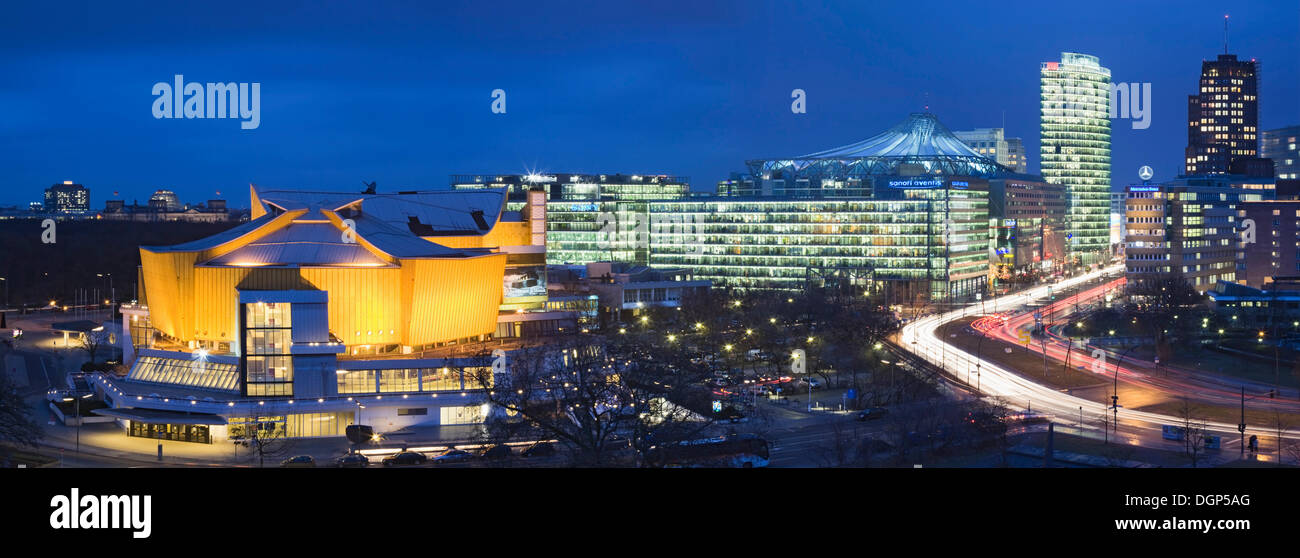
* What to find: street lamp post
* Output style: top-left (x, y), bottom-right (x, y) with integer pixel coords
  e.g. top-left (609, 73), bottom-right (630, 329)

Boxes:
top-left (1237, 386), bottom-right (1264, 457)
top-left (1112, 345), bottom-right (1139, 434)
top-left (63, 393), bottom-right (92, 454)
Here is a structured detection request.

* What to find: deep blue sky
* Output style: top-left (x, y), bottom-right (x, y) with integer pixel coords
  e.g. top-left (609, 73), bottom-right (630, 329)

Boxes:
top-left (2, 0), bottom-right (1297, 207)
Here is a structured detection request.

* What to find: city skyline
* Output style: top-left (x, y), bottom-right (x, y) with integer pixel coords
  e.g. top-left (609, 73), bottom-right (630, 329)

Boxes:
top-left (2, 1), bottom-right (1298, 207)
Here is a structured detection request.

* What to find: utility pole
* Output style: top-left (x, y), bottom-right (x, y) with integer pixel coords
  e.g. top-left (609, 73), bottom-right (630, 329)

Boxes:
top-left (1041, 335), bottom-right (1049, 379)
top-left (1239, 386), bottom-right (1247, 457)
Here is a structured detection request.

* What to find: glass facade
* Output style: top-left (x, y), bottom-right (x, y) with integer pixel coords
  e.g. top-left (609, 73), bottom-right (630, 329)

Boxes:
top-left (128, 313), bottom-right (153, 351)
top-left (243, 302), bottom-right (293, 397)
top-left (128, 422), bottom-right (211, 444)
top-left (1041, 52), bottom-right (1112, 266)
top-left (452, 173), bottom-right (690, 266)
top-left (336, 366), bottom-right (489, 395)
top-left (227, 414), bottom-right (355, 440)
top-left (645, 180), bottom-right (989, 298)
top-left (127, 355), bottom-right (240, 391)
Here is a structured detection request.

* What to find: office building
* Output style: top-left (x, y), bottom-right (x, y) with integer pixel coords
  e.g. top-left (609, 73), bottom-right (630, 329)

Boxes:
top-left (987, 174), bottom-right (1066, 282)
top-left (44, 181), bottom-right (90, 213)
top-left (1041, 52), bottom-right (1112, 266)
top-left (452, 173), bottom-right (689, 265)
top-left (1236, 199), bottom-right (1300, 288)
top-left (1125, 175), bottom-right (1268, 292)
top-left (646, 175), bottom-right (990, 301)
top-left (1262, 126), bottom-right (1300, 180)
top-left (954, 128), bottom-right (1028, 174)
top-left (1185, 53), bottom-right (1260, 175)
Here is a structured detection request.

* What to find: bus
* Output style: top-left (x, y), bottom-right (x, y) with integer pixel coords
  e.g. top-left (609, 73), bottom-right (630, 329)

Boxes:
top-left (647, 433), bottom-right (770, 468)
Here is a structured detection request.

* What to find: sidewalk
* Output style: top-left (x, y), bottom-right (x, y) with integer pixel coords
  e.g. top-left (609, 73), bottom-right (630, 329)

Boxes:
top-left (5, 352), bottom-right (29, 390)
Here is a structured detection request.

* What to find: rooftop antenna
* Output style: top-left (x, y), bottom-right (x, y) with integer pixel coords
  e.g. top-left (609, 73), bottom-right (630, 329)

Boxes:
top-left (1224, 14), bottom-right (1229, 54)
top-left (361, 180), bottom-right (377, 194)
top-left (922, 92), bottom-right (930, 113)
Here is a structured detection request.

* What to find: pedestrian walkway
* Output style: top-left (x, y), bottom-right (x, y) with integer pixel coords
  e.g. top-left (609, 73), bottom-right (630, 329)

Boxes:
top-left (5, 352), bottom-right (28, 390)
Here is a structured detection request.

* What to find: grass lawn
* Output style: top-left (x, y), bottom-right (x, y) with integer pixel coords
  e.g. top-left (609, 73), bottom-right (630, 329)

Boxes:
top-left (0, 445), bottom-right (59, 468)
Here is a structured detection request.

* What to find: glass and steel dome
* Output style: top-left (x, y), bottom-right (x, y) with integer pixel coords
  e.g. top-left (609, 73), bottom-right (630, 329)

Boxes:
top-left (748, 112), bottom-right (1009, 180)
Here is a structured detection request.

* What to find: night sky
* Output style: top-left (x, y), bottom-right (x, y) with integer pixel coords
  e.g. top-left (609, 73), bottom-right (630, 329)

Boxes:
top-left (1, 0), bottom-right (1297, 207)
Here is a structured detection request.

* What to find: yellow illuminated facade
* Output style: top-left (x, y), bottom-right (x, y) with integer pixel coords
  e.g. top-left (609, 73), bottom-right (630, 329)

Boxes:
top-left (138, 185), bottom-right (539, 353)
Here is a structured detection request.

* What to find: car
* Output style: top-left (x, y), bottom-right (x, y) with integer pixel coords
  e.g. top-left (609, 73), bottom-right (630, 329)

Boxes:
top-left (856, 408), bottom-right (889, 421)
top-left (382, 451), bottom-right (427, 467)
top-left (432, 448), bottom-right (475, 464)
top-left (334, 452), bottom-right (370, 468)
top-left (521, 442), bottom-right (556, 458)
top-left (798, 377), bottom-right (824, 390)
top-left (481, 444), bottom-right (513, 461)
top-left (280, 455), bottom-right (316, 468)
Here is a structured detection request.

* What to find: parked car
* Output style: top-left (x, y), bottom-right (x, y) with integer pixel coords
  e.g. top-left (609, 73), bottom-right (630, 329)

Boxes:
top-left (521, 442), bottom-right (556, 458)
top-left (382, 451), bottom-right (427, 467)
top-left (798, 377), bottom-right (824, 390)
top-left (334, 452), bottom-right (370, 468)
top-left (432, 448), bottom-right (475, 464)
top-left (856, 407), bottom-right (889, 421)
top-left (279, 455), bottom-right (316, 468)
top-left (481, 444), bottom-right (513, 461)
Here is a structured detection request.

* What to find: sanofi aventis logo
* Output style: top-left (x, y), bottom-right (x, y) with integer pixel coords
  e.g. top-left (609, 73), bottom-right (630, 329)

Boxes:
top-left (50, 488), bottom-right (152, 539)
top-left (152, 74), bottom-right (260, 129)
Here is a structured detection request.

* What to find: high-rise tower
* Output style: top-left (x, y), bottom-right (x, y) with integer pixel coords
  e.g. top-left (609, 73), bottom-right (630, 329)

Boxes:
top-left (1040, 52), bottom-right (1112, 266)
top-left (1185, 54), bottom-right (1260, 174)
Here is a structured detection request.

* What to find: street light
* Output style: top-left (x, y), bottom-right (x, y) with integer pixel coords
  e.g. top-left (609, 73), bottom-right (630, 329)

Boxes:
top-left (62, 393), bottom-right (93, 454)
top-left (1111, 345), bottom-right (1140, 435)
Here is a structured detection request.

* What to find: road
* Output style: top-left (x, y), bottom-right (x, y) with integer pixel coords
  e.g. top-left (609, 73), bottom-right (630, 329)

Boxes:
top-left (975, 279), bottom-right (1300, 412)
top-left (899, 265), bottom-right (1299, 459)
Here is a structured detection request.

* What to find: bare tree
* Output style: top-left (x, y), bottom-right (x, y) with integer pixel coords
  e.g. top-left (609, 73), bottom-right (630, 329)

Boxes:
top-left (1270, 410), bottom-right (1291, 467)
top-left (0, 372), bottom-right (42, 466)
top-left (231, 419), bottom-right (294, 468)
top-left (466, 334), bottom-right (715, 467)
top-left (1176, 397), bottom-right (1209, 468)
top-left (74, 328), bottom-right (112, 366)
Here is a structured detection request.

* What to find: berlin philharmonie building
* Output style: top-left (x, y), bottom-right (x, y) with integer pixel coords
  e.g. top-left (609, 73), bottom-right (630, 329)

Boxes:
top-left (91, 184), bottom-right (555, 444)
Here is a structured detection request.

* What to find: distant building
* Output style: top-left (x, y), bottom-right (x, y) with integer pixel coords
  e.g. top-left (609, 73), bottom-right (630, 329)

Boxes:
top-left (1185, 54), bottom-right (1260, 175)
top-left (986, 174), bottom-right (1066, 281)
top-left (550, 262), bottom-right (711, 323)
top-left (1262, 126), bottom-right (1299, 180)
top-left (149, 189), bottom-right (182, 211)
top-left (1236, 199), bottom-right (1300, 287)
top-left (1208, 279), bottom-right (1300, 328)
top-left (953, 128), bottom-right (1028, 174)
top-left (44, 181), bottom-right (89, 213)
top-left (102, 197), bottom-right (234, 222)
top-left (1125, 175), bottom-right (1270, 292)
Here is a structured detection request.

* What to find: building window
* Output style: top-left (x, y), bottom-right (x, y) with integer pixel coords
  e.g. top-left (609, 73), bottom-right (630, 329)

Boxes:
top-left (243, 303), bottom-right (293, 397)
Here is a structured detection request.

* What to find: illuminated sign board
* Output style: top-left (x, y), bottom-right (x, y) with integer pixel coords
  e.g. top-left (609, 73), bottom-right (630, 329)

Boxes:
top-left (887, 179), bottom-right (942, 189)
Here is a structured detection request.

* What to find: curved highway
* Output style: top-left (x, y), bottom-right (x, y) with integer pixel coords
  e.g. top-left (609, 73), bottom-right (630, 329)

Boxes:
top-left (899, 265), bottom-right (1300, 455)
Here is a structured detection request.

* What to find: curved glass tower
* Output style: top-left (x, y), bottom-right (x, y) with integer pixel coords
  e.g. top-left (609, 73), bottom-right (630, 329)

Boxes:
top-left (1040, 52), bottom-right (1111, 267)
